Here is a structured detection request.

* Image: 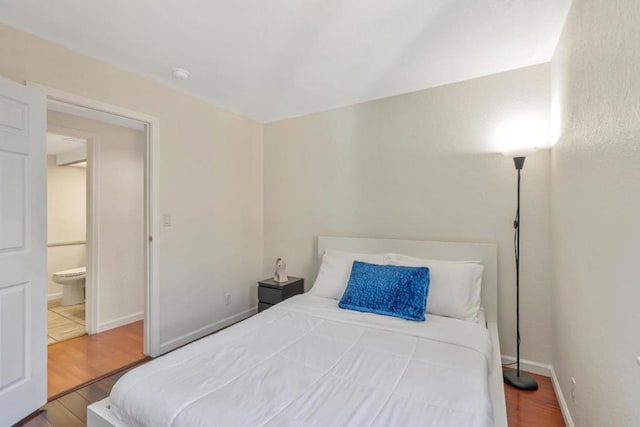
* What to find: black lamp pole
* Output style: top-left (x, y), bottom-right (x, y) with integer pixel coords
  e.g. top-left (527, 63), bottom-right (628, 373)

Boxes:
top-left (503, 156), bottom-right (539, 391)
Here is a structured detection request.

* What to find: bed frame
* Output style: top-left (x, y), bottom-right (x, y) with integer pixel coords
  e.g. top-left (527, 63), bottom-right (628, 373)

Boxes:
top-left (88, 236), bottom-right (507, 427)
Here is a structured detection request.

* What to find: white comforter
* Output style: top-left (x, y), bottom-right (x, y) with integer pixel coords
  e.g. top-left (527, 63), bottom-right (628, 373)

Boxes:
top-left (110, 295), bottom-right (494, 427)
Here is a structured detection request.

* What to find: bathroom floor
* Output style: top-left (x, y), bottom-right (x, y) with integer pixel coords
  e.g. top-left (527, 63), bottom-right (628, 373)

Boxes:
top-left (48, 299), bottom-right (86, 344)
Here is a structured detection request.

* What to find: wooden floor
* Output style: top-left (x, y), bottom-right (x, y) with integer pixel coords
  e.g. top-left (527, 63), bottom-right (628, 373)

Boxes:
top-left (47, 320), bottom-right (147, 400)
top-left (19, 366), bottom-right (565, 426)
top-left (505, 371), bottom-right (566, 427)
top-left (18, 364), bottom-right (141, 427)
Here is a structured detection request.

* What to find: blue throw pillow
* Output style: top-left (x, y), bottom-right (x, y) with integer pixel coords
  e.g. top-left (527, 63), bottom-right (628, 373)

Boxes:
top-left (339, 261), bottom-right (430, 321)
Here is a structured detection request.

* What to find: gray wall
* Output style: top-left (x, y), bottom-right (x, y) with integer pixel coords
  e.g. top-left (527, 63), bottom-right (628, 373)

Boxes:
top-left (264, 64), bottom-right (554, 365)
top-left (550, 0), bottom-right (640, 425)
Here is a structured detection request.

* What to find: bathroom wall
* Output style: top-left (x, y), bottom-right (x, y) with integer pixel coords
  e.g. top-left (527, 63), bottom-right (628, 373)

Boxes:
top-left (46, 155), bottom-right (87, 299)
top-left (48, 110), bottom-right (146, 332)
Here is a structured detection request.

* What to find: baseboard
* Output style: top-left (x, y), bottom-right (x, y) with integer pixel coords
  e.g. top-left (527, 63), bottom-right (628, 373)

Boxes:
top-left (501, 355), bottom-right (575, 427)
top-left (48, 292), bottom-right (62, 301)
top-left (501, 355), bottom-right (552, 377)
top-left (550, 366), bottom-right (575, 427)
top-left (159, 306), bottom-right (258, 354)
top-left (97, 311), bottom-right (144, 333)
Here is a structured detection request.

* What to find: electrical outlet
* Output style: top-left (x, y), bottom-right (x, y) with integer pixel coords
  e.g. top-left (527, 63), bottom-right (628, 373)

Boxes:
top-left (636, 356), bottom-right (640, 367)
top-left (225, 293), bottom-right (231, 306)
top-left (163, 214), bottom-right (171, 227)
top-left (570, 377), bottom-right (577, 404)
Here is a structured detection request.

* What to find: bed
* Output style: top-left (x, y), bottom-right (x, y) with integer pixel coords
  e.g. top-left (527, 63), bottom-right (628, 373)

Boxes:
top-left (88, 237), bottom-right (507, 427)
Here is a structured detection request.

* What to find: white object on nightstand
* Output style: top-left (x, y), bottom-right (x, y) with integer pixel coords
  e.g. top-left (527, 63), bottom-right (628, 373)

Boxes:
top-left (274, 258), bottom-right (288, 283)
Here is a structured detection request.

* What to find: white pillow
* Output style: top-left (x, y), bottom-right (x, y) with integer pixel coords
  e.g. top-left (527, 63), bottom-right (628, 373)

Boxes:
top-left (309, 250), bottom-right (389, 300)
top-left (388, 253), bottom-right (484, 321)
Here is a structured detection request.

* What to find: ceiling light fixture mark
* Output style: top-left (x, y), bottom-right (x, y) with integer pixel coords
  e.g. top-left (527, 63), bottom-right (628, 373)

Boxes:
top-left (172, 68), bottom-right (190, 81)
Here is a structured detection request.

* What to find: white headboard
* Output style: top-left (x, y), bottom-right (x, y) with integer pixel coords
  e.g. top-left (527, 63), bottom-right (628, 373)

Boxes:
top-left (317, 236), bottom-right (498, 323)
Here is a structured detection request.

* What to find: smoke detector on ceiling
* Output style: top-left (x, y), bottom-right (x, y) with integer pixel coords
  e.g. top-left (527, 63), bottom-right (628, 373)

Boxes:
top-left (172, 68), bottom-right (190, 81)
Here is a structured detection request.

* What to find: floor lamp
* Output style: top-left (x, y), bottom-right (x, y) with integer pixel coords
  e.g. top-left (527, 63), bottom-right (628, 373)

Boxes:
top-left (503, 151), bottom-right (539, 391)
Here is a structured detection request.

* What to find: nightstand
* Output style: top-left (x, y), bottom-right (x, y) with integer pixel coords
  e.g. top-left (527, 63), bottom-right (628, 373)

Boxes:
top-left (257, 277), bottom-right (304, 312)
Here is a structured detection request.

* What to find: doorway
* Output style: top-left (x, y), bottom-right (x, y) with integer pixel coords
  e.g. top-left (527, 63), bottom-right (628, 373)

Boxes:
top-left (33, 83), bottom-right (161, 399)
top-left (29, 83), bottom-right (161, 358)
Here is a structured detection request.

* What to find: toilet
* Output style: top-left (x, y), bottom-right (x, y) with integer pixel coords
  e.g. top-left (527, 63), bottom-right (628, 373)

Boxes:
top-left (52, 266), bottom-right (86, 306)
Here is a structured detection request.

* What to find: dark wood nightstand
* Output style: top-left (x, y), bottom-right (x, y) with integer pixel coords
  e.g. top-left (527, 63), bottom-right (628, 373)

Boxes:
top-left (257, 277), bottom-right (304, 312)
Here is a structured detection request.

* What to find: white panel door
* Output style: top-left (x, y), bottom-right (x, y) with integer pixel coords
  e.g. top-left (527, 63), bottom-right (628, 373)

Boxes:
top-left (0, 76), bottom-right (47, 425)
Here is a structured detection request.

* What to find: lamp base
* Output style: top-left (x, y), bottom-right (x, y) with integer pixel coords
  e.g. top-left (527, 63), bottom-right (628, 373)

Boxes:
top-left (503, 368), bottom-right (539, 391)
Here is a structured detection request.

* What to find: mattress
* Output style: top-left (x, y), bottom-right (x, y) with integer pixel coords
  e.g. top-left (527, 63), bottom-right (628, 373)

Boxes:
top-left (110, 295), bottom-right (494, 427)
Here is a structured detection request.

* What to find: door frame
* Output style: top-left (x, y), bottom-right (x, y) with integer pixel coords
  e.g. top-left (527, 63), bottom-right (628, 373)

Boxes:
top-left (29, 82), bottom-right (161, 357)
top-left (46, 124), bottom-right (99, 335)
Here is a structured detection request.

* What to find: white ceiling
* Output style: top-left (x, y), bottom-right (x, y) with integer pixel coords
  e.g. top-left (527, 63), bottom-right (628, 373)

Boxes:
top-left (0, 0), bottom-right (572, 122)
top-left (46, 133), bottom-right (86, 155)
